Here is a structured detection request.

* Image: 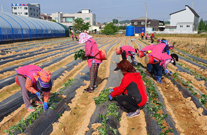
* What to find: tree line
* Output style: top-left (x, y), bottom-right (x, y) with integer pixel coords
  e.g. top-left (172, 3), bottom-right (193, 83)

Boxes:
top-left (198, 19), bottom-right (207, 33)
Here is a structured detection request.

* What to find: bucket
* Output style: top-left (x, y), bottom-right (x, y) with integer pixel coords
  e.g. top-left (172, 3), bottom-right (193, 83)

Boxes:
top-left (15, 76), bottom-right (20, 86)
top-left (138, 50), bottom-right (145, 58)
top-left (116, 48), bottom-right (121, 55)
top-left (99, 50), bottom-right (107, 60)
top-left (169, 45), bottom-right (174, 50)
top-left (145, 55), bottom-right (155, 64)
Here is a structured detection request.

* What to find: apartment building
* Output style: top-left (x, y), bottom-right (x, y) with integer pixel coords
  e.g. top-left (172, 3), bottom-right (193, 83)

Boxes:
top-left (11, 3), bottom-right (40, 19)
top-left (51, 9), bottom-right (96, 31)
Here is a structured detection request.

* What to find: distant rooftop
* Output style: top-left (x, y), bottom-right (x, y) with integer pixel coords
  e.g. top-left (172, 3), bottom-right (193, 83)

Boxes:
top-left (170, 5), bottom-right (199, 17)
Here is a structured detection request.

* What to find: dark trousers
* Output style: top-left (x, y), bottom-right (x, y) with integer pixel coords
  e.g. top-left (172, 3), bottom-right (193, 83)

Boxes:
top-left (147, 64), bottom-right (152, 72)
top-left (151, 38), bottom-right (154, 43)
top-left (116, 95), bottom-right (140, 112)
top-left (89, 63), bottom-right (99, 88)
top-left (17, 76), bottom-right (39, 108)
top-left (152, 62), bottom-right (163, 77)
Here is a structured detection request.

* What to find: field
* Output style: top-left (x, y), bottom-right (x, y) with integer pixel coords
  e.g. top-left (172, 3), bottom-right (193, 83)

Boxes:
top-left (0, 35), bottom-right (207, 135)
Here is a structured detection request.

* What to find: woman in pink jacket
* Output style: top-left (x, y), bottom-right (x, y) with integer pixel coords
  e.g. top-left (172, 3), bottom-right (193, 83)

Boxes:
top-left (119, 45), bottom-right (138, 65)
top-left (72, 31), bottom-right (75, 40)
top-left (79, 32), bottom-right (102, 92)
top-left (149, 52), bottom-right (178, 83)
top-left (16, 65), bottom-right (52, 112)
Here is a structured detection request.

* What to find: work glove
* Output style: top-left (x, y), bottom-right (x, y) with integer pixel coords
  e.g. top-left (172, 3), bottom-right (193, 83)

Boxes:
top-left (164, 69), bottom-right (169, 74)
top-left (169, 71), bottom-right (173, 76)
top-left (36, 92), bottom-right (41, 99)
top-left (43, 102), bottom-right (49, 111)
top-left (108, 94), bottom-right (113, 100)
top-left (109, 89), bottom-right (113, 93)
top-left (132, 61), bottom-right (137, 66)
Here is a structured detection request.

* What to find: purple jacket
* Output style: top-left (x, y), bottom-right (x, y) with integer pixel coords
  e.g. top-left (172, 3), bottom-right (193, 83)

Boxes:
top-left (85, 38), bottom-right (102, 68)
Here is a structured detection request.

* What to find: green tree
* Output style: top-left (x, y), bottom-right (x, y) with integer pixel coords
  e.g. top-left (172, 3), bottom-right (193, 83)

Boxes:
top-left (81, 22), bottom-right (91, 31)
top-left (198, 19), bottom-right (205, 32)
top-left (205, 23), bottom-right (207, 31)
top-left (113, 19), bottom-right (118, 24)
top-left (119, 26), bottom-right (126, 30)
top-left (73, 18), bottom-right (91, 32)
top-left (102, 23), bottom-right (119, 35)
top-left (51, 19), bottom-right (56, 22)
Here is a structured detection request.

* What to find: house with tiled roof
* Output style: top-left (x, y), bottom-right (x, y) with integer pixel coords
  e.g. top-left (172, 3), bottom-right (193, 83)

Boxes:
top-left (166, 5), bottom-right (199, 33)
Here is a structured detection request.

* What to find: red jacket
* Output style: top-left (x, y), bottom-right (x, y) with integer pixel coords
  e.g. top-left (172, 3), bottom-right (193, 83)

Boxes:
top-left (111, 72), bottom-right (148, 107)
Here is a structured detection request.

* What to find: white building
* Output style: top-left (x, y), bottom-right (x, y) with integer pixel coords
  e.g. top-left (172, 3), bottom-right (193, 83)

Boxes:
top-left (11, 3), bottom-right (40, 19)
top-left (51, 9), bottom-right (97, 31)
top-left (168, 5), bottom-right (199, 33)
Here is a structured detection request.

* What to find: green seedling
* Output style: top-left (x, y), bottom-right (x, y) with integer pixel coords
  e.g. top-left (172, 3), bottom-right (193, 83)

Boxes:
top-left (20, 117), bottom-right (27, 128)
top-left (93, 88), bottom-right (110, 105)
top-left (49, 106), bottom-right (57, 110)
top-left (63, 78), bottom-right (76, 88)
top-left (9, 131), bottom-right (14, 135)
top-left (199, 94), bottom-right (207, 107)
top-left (74, 49), bottom-right (87, 60)
top-left (4, 129), bottom-right (8, 133)
top-left (57, 113), bottom-right (62, 119)
top-left (98, 103), bottom-right (120, 135)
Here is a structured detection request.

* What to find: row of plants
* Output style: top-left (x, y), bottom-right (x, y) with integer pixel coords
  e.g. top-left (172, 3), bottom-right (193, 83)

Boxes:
top-left (136, 65), bottom-right (173, 135)
top-left (174, 47), bottom-right (207, 60)
top-left (171, 72), bottom-right (207, 108)
top-left (98, 103), bottom-right (119, 135)
top-left (171, 49), bottom-right (207, 68)
top-left (177, 63), bottom-right (207, 81)
top-left (93, 88), bottom-right (120, 135)
top-left (138, 39), bottom-right (149, 45)
top-left (5, 105), bottom-right (44, 135)
top-left (4, 78), bottom-right (76, 134)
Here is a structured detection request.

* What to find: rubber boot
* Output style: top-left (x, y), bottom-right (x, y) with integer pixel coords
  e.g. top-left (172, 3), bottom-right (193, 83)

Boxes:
top-left (154, 76), bottom-right (158, 81)
top-left (157, 76), bottom-right (164, 84)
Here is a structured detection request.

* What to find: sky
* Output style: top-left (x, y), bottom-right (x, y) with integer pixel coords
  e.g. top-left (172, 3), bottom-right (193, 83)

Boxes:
top-left (1, 0), bottom-right (207, 23)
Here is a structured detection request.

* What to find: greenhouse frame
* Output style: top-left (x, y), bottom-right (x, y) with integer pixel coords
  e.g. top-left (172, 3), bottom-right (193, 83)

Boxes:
top-left (0, 12), bottom-right (67, 43)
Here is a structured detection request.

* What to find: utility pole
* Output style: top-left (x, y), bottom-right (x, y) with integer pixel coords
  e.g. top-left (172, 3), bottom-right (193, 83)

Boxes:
top-left (145, 2), bottom-right (148, 33)
top-left (117, 16), bottom-right (120, 27)
top-left (1, 3), bottom-right (3, 12)
top-left (192, 2), bottom-right (194, 8)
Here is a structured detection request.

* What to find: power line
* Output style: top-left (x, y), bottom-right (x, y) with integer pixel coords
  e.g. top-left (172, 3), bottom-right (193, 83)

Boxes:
top-left (35, 2), bottom-right (145, 11)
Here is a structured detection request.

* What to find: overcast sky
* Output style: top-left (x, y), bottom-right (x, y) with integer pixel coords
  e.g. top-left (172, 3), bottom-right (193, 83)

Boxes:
top-left (1, 0), bottom-right (207, 23)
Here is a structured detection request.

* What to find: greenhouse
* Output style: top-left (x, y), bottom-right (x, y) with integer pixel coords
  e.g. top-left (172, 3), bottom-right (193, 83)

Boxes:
top-left (0, 11), bottom-right (66, 43)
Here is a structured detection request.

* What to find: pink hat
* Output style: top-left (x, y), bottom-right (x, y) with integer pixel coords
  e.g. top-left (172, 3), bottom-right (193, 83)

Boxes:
top-left (78, 32), bottom-right (92, 44)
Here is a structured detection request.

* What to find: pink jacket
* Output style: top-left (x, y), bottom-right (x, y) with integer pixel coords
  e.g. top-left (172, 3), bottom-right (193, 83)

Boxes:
top-left (150, 52), bottom-right (172, 68)
top-left (121, 46), bottom-right (135, 57)
top-left (85, 38), bottom-right (102, 68)
top-left (72, 33), bottom-right (74, 37)
top-left (142, 44), bottom-right (156, 52)
top-left (16, 65), bottom-right (42, 90)
top-left (149, 43), bottom-right (167, 57)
